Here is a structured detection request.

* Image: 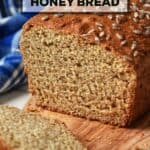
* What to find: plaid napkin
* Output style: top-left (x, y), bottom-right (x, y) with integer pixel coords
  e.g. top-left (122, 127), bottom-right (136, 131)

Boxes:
top-left (0, 0), bottom-right (35, 93)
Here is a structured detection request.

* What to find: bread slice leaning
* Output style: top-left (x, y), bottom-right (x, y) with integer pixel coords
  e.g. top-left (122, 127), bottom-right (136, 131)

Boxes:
top-left (0, 105), bottom-right (86, 150)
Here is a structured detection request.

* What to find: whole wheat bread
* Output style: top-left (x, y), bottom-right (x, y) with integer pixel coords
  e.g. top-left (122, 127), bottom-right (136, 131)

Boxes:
top-left (0, 105), bottom-right (86, 150)
top-left (20, 0), bottom-right (150, 126)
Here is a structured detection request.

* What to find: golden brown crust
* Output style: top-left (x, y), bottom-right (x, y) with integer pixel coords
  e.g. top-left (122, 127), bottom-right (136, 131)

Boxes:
top-left (0, 137), bottom-right (11, 150)
top-left (23, 0), bottom-right (150, 58)
top-left (130, 136), bottom-right (150, 150)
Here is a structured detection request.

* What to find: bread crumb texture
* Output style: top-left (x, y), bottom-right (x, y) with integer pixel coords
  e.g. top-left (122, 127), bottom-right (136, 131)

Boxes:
top-left (0, 105), bottom-right (86, 150)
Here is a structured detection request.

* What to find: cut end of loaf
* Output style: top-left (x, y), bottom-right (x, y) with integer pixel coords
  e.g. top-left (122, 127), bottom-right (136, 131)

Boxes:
top-left (0, 105), bottom-right (86, 150)
top-left (21, 27), bottom-right (137, 126)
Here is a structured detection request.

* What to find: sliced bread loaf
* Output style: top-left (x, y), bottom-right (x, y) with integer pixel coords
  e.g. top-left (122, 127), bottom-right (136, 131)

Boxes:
top-left (20, 0), bottom-right (150, 127)
top-left (0, 105), bottom-right (86, 150)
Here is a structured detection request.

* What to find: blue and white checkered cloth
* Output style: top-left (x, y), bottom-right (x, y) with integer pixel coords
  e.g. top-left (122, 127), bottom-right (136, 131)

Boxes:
top-left (0, 0), bottom-right (35, 94)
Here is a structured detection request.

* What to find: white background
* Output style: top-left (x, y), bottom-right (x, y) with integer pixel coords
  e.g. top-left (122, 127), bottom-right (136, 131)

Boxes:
top-left (0, 86), bottom-right (30, 109)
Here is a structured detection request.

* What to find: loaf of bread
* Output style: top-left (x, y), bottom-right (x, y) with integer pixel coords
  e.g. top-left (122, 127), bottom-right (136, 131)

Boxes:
top-left (0, 105), bottom-right (86, 150)
top-left (20, 0), bottom-right (150, 126)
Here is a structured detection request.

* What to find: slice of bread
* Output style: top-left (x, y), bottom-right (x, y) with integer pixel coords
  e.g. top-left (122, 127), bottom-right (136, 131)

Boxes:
top-left (0, 105), bottom-right (86, 150)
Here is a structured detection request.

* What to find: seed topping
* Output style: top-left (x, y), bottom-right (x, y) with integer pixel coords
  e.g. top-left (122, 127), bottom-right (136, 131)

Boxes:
top-left (95, 36), bottom-right (100, 42)
top-left (133, 51), bottom-right (139, 57)
top-left (134, 12), bottom-right (139, 18)
top-left (95, 22), bottom-right (104, 27)
top-left (87, 29), bottom-right (95, 34)
top-left (99, 31), bottom-right (105, 38)
top-left (108, 15), bottom-right (113, 20)
top-left (54, 13), bottom-right (64, 17)
top-left (41, 16), bottom-right (49, 21)
top-left (131, 41), bottom-right (137, 50)
top-left (116, 33), bottom-right (124, 40)
top-left (106, 34), bottom-right (111, 40)
top-left (124, 56), bottom-right (133, 62)
top-left (112, 23), bottom-right (120, 30)
top-left (133, 29), bottom-right (142, 35)
top-left (121, 40), bottom-right (127, 46)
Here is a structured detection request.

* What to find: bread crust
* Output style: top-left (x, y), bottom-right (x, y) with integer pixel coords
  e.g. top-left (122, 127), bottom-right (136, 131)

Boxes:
top-left (0, 137), bottom-right (11, 150)
top-left (22, 0), bottom-right (149, 57)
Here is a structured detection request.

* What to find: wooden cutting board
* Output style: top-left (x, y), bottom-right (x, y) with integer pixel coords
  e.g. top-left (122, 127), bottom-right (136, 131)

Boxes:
top-left (25, 97), bottom-right (150, 150)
